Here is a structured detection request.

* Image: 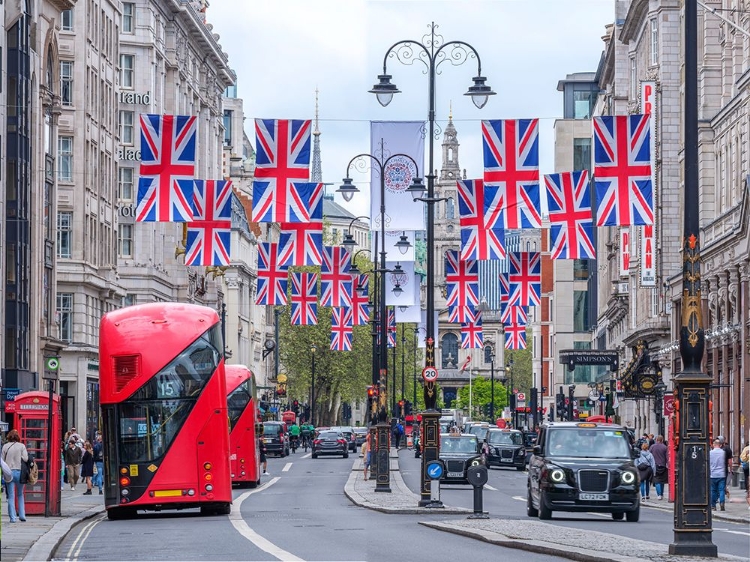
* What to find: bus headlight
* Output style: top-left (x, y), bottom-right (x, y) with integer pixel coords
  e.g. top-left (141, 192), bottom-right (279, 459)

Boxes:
top-left (621, 471), bottom-right (636, 484)
top-left (121, 489), bottom-right (129, 496)
top-left (550, 468), bottom-right (565, 483)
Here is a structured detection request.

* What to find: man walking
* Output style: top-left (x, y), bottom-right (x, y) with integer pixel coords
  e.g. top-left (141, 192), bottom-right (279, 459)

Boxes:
top-left (649, 435), bottom-right (669, 500)
top-left (717, 436), bottom-right (733, 500)
top-left (710, 438), bottom-right (727, 510)
top-left (92, 433), bottom-right (104, 494)
top-left (64, 438), bottom-right (83, 491)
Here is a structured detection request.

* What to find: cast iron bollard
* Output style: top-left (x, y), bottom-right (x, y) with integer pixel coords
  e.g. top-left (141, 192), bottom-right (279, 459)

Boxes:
top-left (466, 464), bottom-right (489, 519)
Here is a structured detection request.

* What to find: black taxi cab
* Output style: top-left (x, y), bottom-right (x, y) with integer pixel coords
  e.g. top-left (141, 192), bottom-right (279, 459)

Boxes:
top-left (439, 433), bottom-right (484, 485)
top-left (527, 422), bottom-right (640, 522)
top-left (484, 428), bottom-right (526, 470)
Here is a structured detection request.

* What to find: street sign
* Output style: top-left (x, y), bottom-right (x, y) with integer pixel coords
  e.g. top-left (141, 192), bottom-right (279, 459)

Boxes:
top-left (422, 366), bottom-right (439, 382)
top-left (663, 395), bottom-right (675, 416)
top-left (516, 392), bottom-right (526, 402)
top-left (45, 357), bottom-right (60, 371)
top-left (426, 460), bottom-right (444, 480)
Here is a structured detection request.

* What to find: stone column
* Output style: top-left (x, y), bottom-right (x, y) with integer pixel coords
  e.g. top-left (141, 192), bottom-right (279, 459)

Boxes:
top-left (740, 261), bottom-right (750, 449)
top-left (728, 266), bottom-right (741, 458)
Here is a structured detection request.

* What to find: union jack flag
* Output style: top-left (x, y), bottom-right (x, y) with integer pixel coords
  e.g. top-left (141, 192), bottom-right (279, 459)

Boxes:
top-left (255, 242), bottom-right (288, 306)
top-left (349, 274), bottom-right (370, 326)
top-left (252, 119), bottom-right (312, 223)
top-left (277, 188), bottom-right (324, 266)
top-left (545, 171), bottom-right (596, 260)
top-left (321, 246), bottom-right (352, 307)
top-left (290, 272), bottom-right (318, 326)
top-left (445, 250), bottom-right (479, 308)
top-left (461, 309), bottom-right (483, 349)
top-left (448, 305), bottom-right (477, 324)
top-left (500, 304), bottom-right (528, 326)
top-left (504, 323), bottom-right (527, 350)
top-left (508, 252), bottom-right (541, 307)
top-left (330, 307), bottom-right (353, 351)
top-left (482, 119), bottom-right (541, 229)
top-left (136, 114), bottom-right (197, 222)
top-left (593, 114), bottom-right (654, 226)
top-left (252, 181), bottom-right (323, 224)
top-left (457, 179), bottom-right (506, 260)
top-left (387, 307), bottom-right (396, 348)
top-left (499, 271), bottom-right (510, 304)
top-left (184, 180), bottom-right (233, 266)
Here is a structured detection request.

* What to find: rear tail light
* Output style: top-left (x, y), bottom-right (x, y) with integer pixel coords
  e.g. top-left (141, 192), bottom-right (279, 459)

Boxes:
top-left (203, 462), bottom-right (213, 470)
top-left (119, 476), bottom-right (131, 486)
top-left (313, 439), bottom-right (322, 445)
top-left (338, 439), bottom-right (347, 445)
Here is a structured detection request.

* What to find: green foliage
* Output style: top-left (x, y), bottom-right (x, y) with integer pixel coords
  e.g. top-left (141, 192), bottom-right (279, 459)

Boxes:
top-left (455, 376), bottom-right (508, 421)
top-left (504, 330), bottom-right (533, 394)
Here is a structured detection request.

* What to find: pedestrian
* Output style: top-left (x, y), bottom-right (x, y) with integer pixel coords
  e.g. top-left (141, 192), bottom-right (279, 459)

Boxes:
top-left (710, 438), bottom-right (727, 510)
top-left (717, 436), bottom-right (733, 500)
top-left (2, 429), bottom-right (29, 522)
top-left (739, 443), bottom-right (749, 509)
top-left (649, 435), bottom-right (669, 500)
top-left (81, 441), bottom-right (94, 495)
top-left (635, 442), bottom-right (656, 501)
top-left (648, 433), bottom-right (655, 446)
top-left (259, 439), bottom-right (268, 475)
top-left (361, 433), bottom-right (371, 479)
top-left (64, 437), bottom-right (83, 490)
top-left (92, 433), bottom-right (104, 494)
top-left (396, 419), bottom-right (405, 449)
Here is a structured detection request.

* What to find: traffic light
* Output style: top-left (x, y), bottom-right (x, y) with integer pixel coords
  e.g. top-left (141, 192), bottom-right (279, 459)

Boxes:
top-left (367, 386), bottom-right (376, 399)
top-left (404, 400), bottom-right (412, 415)
top-left (548, 406), bottom-right (555, 422)
top-left (293, 400), bottom-right (299, 414)
top-left (398, 400), bottom-right (405, 415)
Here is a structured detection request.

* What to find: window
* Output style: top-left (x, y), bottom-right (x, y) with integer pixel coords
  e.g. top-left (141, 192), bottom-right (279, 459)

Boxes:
top-left (573, 259), bottom-right (589, 281)
top-left (573, 90), bottom-right (594, 119)
top-left (57, 293), bottom-right (73, 342)
top-left (119, 110), bottom-right (134, 144)
top-left (118, 224), bottom-right (133, 257)
top-left (484, 345), bottom-right (494, 364)
top-left (122, 2), bottom-right (135, 33)
top-left (61, 61), bottom-right (73, 106)
top-left (441, 333), bottom-right (459, 369)
top-left (57, 211), bottom-right (73, 258)
top-left (223, 110), bottom-right (232, 146)
top-left (630, 57), bottom-right (637, 100)
top-left (58, 136), bottom-right (73, 181)
top-left (573, 138), bottom-right (591, 173)
top-left (446, 197), bottom-right (455, 219)
top-left (120, 54), bottom-right (134, 88)
top-left (62, 9), bottom-right (73, 31)
top-left (650, 19), bottom-right (659, 66)
top-left (119, 167), bottom-right (134, 200)
top-left (573, 291), bottom-right (589, 332)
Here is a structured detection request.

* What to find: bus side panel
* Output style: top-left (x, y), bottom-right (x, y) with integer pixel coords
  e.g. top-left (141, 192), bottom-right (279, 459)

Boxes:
top-left (231, 400), bottom-right (260, 484)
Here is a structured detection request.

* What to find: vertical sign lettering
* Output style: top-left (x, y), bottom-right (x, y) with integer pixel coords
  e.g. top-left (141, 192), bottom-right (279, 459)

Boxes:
top-left (640, 81), bottom-right (657, 286)
top-left (620, 227), bottom-right (630, 278)
top-left (641, 224), bottom-right (656, 286)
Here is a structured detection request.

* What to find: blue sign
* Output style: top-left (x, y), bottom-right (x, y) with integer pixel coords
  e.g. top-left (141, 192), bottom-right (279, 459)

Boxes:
top-left (4, 388), bottom-right (21, 401)
top-left (426, 461), bottom-right (444, 480)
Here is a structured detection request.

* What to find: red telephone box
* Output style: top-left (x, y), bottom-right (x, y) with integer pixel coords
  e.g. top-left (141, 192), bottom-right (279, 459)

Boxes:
top-left (13, 391), bottom-right (62, 516)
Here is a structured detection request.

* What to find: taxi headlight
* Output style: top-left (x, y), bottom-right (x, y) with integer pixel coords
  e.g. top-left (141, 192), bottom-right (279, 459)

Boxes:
top-left (621, 470), bottom-right (636, 484)
top-left (550, 468), bottom-right (565, 483)
top-left (470, 459), bottom-right (481, 467)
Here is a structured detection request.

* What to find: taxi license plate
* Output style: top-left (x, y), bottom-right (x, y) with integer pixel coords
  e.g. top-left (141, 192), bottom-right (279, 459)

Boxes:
top-left (500, 458), bottom-right (513, 463)
top-left (263, 438), bottom-right (272, 443)
top-left (579, 493), bottom-right (609, 501)
top-left (447, 471), bottom-right (463, 478)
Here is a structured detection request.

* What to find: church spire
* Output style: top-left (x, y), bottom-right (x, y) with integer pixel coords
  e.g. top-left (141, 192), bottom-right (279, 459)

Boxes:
top-left (311, 88), bottom-right (323, 182)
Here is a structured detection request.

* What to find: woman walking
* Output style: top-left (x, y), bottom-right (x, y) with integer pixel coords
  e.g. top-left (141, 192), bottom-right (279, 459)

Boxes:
top-left (635, 442), bottom-right (656, 501)
top-left (81, 441), bottom-right (94, 495)
top-left (1, 429), bottom-right (29, 522)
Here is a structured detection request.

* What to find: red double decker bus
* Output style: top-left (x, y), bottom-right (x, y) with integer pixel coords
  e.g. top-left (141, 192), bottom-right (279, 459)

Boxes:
top-left (99, 302), bottom-right (232, 519)
top-left (225, 365), bottom-right (261, 487)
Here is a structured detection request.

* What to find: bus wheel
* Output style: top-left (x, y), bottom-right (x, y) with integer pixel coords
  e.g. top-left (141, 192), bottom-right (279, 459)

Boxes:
top-left (216, 503), bottom-right (231, 515)
top-left (248, 480), bottom-right (258, 489)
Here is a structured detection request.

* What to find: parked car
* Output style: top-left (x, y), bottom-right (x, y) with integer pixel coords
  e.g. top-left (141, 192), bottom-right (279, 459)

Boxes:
top-left (312, 430), bottom-right (349, 459)
top-left (261, 421), bottom-right (289, 457)
top-left (527, 422), bottom-right (640, 522)
top-left (439, 433), bottom-right (484, 485)
top-left (352, 427), bottom-right (368, 447)
top-left (484, 428), bottom-right (526, 470)
top-left (330, 426), bottom-right (357, 452)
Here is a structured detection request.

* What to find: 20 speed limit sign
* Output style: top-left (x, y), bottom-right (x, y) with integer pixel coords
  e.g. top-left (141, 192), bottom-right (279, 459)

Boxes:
top-left (422, 366), bottom-right (439, 382)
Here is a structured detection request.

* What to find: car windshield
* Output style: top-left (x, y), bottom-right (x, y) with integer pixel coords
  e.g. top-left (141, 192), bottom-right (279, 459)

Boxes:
top-left (262, 425), bottom-right (282, 436)
top-left (440, 436), bottom-right (478, 454)
top-left (547, 428), bottom-right (631, 458)
top-left (318, 431), bottom-right (342, 440)
top-left (487, 431), bottom-right (524, 445)
top-left (470, 426), bottom-right (489, 440)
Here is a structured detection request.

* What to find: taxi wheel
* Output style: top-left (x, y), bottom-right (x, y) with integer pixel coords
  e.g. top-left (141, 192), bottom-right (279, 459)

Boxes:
top-left (312, 453), bottom-right (318, 459)
top-left (611, 512), bottom-right (624, 520)
top-left (343, 453), bottom-right (349, 459)
top-left (526, 487), bottom-right (538, 517)
top-left (538, 491), bottom-right (552, 520)
top-left (626, 505), bottom-right (640, 522)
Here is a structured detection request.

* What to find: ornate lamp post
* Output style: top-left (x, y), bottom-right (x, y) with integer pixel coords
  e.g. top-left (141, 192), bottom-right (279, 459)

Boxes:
top-left (669, 1), bottom-right (715, 555)
top-left (486, 346), bottom-right (496, 423)
top-left (310, 343), bottom-right (317, 427)
top-left (371, 22), bottom-right (495, 507)
top-left (338, 150), bottom-right (422, 494)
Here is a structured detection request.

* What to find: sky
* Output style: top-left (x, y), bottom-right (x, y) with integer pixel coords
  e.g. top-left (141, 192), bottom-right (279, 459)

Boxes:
top-left (206, 0), bottom-right (614, 218)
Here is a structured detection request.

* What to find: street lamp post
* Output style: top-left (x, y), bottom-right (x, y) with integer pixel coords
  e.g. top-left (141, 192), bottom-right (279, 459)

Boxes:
top-left (669, 1), bottom-right (715, 555)
top-left (338, 149), bottom-right (422, 495)
top-left (488, 348), bottom-right (496, 423)
top-left (506, 359), bottom-right (515, 428)
top-left (310, 343), bottom-right (317, 427)
top-left (371, 22), bottom-right (495, 507)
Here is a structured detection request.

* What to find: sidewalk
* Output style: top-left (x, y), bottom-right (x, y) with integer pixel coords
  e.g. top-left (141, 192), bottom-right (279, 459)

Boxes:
top-left (1, 485), bottom-right (105, 562)
top-left (344, 449), bottom-right (749, 562)
top-left (638, 482), bottom-right (750, 525)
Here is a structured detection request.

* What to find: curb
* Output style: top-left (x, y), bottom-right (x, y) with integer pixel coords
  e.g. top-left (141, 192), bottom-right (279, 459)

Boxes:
top-left (640, 500), bottom-right (750, 525)
top-left (23, 504), bottom-right (106, 562)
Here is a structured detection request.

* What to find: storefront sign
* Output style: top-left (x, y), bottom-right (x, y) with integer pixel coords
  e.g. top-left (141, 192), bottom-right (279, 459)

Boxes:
top-left (619, 227), bottom-right (630, 277)
top-left (640, 224), bottom-right (656, 287)
top-left (119, 90), bottom-right (151, 105)
top-left (118, 147), bottom-right (141, 161)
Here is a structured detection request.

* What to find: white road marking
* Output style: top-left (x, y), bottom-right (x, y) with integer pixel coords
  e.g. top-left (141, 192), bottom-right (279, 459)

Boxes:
top-left (65, 514), bottom-right (103, 561)
top-left (484, 484), bottom-right (498, 491)
top-left (714, 527), bottom-right (750, 537)
top-left (512, 495), bottom-right (526, 501)
top-left (301, 453), bottom-right (311, 459)
top-left (586, 512), bottom-right (611, 518)
top-left (282, 462), bottom-right (293, 472)
top-left (230, 477), bottom-right (304, 561)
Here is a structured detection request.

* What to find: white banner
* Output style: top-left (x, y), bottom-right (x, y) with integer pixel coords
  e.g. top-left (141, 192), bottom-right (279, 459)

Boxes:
top-left (371, 230), bottom-right (416, 262)
top-left (385, 261), bottom-right (418, 306)
top-left (418, 309), bottom-right (440, 349)
top-left (370, 121), bottom-right (426, 231)
top-left (395, 303), bottom-right (422, 323)
top-left (620, 227), bottom-right (631, 278)
top-left (640, 225), bottom-right (656, 286)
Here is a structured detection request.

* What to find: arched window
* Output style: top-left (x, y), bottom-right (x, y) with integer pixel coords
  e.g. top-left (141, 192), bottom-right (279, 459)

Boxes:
top-left (441, 333), bottom-right (459, 369)
top-left (446, 197), bottom-right (455, 219)
top-left (46, 47), bottom-right (55, 92)
top-left (484, 344), bottom-right (494, 364)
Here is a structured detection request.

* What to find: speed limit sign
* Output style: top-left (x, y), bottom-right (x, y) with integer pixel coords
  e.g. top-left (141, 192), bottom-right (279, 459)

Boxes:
top-left (422, 366), bottom-right (439, 382)
top-left (45, 357), bottom-right (60, 371)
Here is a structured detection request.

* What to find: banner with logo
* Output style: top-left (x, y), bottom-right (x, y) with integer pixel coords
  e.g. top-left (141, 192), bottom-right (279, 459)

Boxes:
top-left (395, 304), bottom-right (422, 323)
top-left (640, 224), bottom-right (656, 286)
top-left (370, 121), bottom-right (425, 231)
top-left (371, 230), bottom-right (416, 262)
top-left (619, 227), bottom-right (630, 278)
top-left (385, 261), bottom-right (418, 306)
top-left (418, 309), bottom-right (440, 349)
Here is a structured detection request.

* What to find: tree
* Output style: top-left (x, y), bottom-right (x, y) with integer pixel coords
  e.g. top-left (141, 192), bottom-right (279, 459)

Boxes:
top-left (455, 376), bottom-right (508, 421)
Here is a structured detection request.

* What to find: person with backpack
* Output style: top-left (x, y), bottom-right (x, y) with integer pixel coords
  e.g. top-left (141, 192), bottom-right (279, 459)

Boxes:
top-left (635, 442), bottom-right (656, 501)
top-left (2, 429), bottom-right (29, 522)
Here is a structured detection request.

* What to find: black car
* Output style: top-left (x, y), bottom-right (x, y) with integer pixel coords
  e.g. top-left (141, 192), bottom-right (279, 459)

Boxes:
top-left (468, 423), bottom-right (491, 453)
top-left (523, 430), bottom-right (538, 464)
top-left (330, 426), bottom-right (357, 452)
top-left (484, 428), bottom-right (526, 470)
top-left (527, 422), bottom-right (640, 522)
top-left (312, 430), bottom-right (349, 459)
top-left (261, 421), bottom-right (289, 457)
top-left (439, 433), bottom-right (484, 485)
